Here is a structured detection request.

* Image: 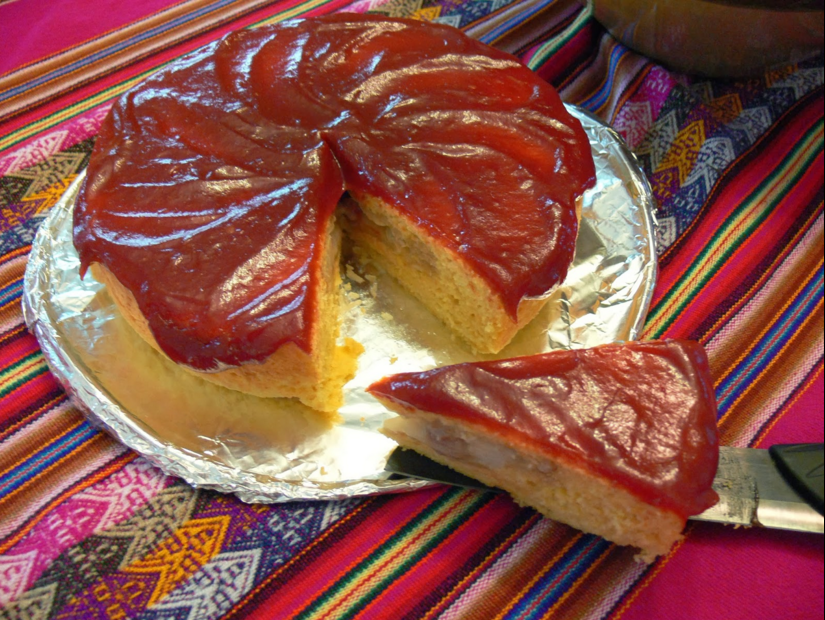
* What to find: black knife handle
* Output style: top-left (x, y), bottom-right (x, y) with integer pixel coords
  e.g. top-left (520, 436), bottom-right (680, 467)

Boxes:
top-left (769, 443), bottom-right (824, 516)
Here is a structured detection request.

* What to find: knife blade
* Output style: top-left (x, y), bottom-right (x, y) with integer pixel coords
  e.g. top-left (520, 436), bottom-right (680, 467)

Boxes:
top-left (385, 443), bottom-right (824, 534)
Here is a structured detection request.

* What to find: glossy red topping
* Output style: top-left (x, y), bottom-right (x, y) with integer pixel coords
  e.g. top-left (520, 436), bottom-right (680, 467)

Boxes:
top-left (74, 14), bottom-right (595, 370)
top-left (369, 340), bottom-right (720, 518)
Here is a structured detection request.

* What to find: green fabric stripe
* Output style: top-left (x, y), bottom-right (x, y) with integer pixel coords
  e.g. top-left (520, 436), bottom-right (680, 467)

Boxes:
top-left (336, 493), bottom-right (494, 620)
top-left (295, 489), bottom-right (491, 620)
top-left (526, 1), bottom-right (592, 71)
top-left (0, 351), bottom-right (49, 399)
top-left (1, 68), bottom-right (160, 153)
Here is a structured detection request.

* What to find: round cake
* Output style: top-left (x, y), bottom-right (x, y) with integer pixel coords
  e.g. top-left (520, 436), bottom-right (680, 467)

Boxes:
top-left (73, 13), bottom-right (596, 414)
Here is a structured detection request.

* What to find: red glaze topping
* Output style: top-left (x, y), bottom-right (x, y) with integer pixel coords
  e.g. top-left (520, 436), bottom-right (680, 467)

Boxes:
top-left (74, 14), bottom-right (595, 370)
top-left (369, 340), bottom-right (720, 518)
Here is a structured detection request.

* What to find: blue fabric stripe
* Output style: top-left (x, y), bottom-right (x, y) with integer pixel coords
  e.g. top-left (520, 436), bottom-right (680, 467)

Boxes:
top-left (578, 41), bottom-right (628, 111)
top-left (0, 277), bottom-right (22, 307)
top-left (717, 264), bottom-right (824, 413)
top-left (476, 0), bottom-right (560, 46)
top-left (504, 534), bottom-right (611, 619)
top-left (0, 422), bottom-right (98, 497)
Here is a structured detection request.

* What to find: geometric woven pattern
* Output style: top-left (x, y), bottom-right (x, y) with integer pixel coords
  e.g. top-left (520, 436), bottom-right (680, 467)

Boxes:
top-left (1, 0), bottom-right (822, 618)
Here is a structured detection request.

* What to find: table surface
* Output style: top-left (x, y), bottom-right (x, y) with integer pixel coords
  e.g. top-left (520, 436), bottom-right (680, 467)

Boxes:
top-left (0, 1), bottom-right (822, 619)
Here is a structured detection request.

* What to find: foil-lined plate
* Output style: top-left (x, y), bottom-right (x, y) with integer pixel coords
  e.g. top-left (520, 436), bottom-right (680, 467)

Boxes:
top-left (22, 106), bottom-right (658, 503)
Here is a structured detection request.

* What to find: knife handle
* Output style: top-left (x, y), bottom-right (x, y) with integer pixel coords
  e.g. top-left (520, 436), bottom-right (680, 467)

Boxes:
top-left (769, 443), bottom-right (824, 515)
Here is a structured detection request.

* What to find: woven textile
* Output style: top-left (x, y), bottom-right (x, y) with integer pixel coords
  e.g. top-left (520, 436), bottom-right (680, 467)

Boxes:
top-left (1, 0), bottom-right (823, 618)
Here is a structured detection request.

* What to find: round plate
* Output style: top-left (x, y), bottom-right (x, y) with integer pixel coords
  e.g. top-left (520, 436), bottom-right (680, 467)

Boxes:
top-left (23, 106), bottom-right (658, 503)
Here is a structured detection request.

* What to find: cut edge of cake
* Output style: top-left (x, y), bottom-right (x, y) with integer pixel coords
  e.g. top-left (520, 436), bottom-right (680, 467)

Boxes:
top-left (89, 216), bottom-right (362, 418)
top-left (341, 192), bottom-right (583, 355)
top-left (379, 408), bottom-right (685, 563)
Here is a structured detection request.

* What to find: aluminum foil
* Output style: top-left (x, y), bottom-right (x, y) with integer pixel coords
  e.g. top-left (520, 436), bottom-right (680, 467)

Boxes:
top-left (22, 106), bottom-right (658, 503)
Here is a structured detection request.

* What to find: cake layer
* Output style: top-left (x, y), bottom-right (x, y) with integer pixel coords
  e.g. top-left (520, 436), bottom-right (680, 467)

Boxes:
top-left (382, 413), bottom-right (687, 562)
top-left (340, 194), bottom-right (580, 353)
top-left (90, 215), bottom-right (361, 414)
top-left (370, 340), bottom-right (720, 559)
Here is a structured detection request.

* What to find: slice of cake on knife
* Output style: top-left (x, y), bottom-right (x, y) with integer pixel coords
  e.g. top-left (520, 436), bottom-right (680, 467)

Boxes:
top-left (369, 340), bottom-right (720, 562)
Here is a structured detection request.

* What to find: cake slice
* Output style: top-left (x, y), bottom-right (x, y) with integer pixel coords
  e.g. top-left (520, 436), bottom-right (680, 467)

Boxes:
top-left (369, 340), bottom-right (720, 561)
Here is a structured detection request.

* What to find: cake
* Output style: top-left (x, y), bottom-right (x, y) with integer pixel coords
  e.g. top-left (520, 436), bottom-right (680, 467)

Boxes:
top-left (73, 14), bottom-right (596, 414)
top-left (370, 340), bottom-right (720, 561)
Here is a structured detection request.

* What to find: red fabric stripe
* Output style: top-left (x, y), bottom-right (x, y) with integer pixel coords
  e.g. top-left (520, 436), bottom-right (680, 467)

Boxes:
top-left (0, 326), bottom-right (45, 364)
top-left (232, 487), bottom-right (454, 620)
top-left (0, 0), bottom-right (355, 129)
top-left (663, 155), bottom-right (822, 340)
top-left (691, 202), bottom-right (820, 346)
top-left (534, 19), bottom-right (600, 89)
top-left (0, 324), bottom-right (33, 358)
top-left (0, 371), bottom-right (66, 431)
top-left (0, 326), bottom-right (50, 364)
top-left (0, 327), bottom-right (65, 430)
top-left (357, 495), bottom-right (524, 620)
top-left (403, 511), bottom-right (541, 619)
top-left (1, 363), bottom-right (60, 405)
top-left (0, 392), bottom-right (65, 444)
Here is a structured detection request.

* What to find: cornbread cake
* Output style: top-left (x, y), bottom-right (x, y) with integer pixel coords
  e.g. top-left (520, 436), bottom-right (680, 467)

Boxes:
top-left (73, 14), bottom-right (596, 414)
top-left (370, 340), bottom-right (720, 561)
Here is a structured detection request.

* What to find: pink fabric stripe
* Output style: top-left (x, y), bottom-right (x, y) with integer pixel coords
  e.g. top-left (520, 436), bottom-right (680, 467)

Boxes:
top-left (438, 519), bottom-right (584, 619)
top-left (0, 0), bottom-right (188, 77)
top-left (0, 402), bottom-right (79, 474)
top-left (735, 352), bottom-right (823, 447)
top-left (618, 376), bottom-right (824, 620)
top-left (0, 458), bottom-right (169, 606)
top-left (577, 561), bottom-right (647, 620)
top-left (438, 520), bottom-right (550, 619)
top-left (356, 495), bottom-right (523, 620)
top-left (0, 370), bottom-right (60, 429)
top-left (0, 423), bottom-right (128, 541)
top-left (0, 103), bottom-right (111, 176)
top-left (705, 214), bottom-right (824, 446)
top-left (753, 368), bottom-right (824, 449)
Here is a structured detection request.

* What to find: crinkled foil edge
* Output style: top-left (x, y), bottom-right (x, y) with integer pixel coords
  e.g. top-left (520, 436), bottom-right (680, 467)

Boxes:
top-left (22, 105), bottom-right (657, 503)
top-left (23, 190), bottom-right (422, 502)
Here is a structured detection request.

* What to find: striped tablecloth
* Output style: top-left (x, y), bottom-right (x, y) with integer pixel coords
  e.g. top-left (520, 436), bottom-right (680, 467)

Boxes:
top-left (1, 1), bottom-right (822, 618)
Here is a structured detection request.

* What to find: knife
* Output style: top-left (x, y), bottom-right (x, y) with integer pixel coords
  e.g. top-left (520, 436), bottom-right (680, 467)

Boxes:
top-left (385, 443), bottom-right (824, 534)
